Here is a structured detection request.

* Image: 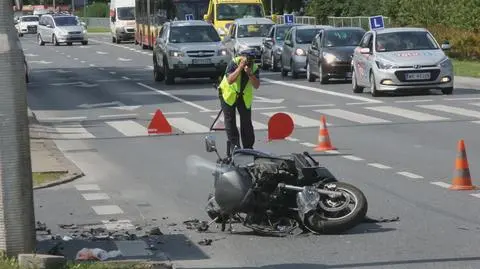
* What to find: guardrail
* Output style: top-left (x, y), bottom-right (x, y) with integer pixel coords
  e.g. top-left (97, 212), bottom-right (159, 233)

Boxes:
top-left (266, 15), bottom-right (317, 25)
top-left (327, 16), bottom-right (391, 30)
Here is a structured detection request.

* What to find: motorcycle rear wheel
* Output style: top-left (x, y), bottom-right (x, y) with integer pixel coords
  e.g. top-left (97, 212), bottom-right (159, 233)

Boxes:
top-left (303, 181), bottom-right (368, 234)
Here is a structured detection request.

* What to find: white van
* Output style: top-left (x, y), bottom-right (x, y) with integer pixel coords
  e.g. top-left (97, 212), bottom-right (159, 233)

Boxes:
top-left (110, 0), bottom-right (136, 43)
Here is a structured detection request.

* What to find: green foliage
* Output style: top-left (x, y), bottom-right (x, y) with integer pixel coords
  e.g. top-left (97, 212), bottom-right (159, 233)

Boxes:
top-left (75, 3), bottom-right (109, 18)
top-left (306, 0), bottom-right (480, 59)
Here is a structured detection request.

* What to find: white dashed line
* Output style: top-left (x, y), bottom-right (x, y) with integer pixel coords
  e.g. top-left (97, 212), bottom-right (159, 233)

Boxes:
top-left (397, 171), bottom-right (424, 179)
top-left (121, 76), bottom-right (131, 80)
top-left (325, 150), bottom-right (340, 154)
top-left (98, 67), bottom-right (105, 70)
top-left (75, 184), bottom-right (100, 191)
top-left (300, 142), bottom-right (316, 147)
top-left (394, 99), bottom-right (433, 103)
top-left (89, 64), bottom-right (96, 67)
top-left (99, 114), bottom-right (137, 119)
top-left (368, 163), bottom-right (391, 169)
top-left (149, 111), bottom-right (189, 115)
top-left (342, 155), bottom-right (364, 161)
top-left (80, 60), bottom-right (86, 63)
top-left (444, 97), bottom-right (480, 101)
top-left (346, 102), bottom-right (372, 105)
top-left (430, 181), bottom-right (452, 189)
top-left (92, 205), bottom-right (124, 215)
top-left (74, 58), bottom-right (78, 60)
top-left (109, 71), bottom-right (116, 75)
top-left (470, 193), bottom-right (480, 198)
top-left (82, 193), bottom-right (111, 201)
top-left (66, 55), bottom-right (71, 58)
top-left (285, 137), bottom-right (300, 142)
top-left (297, 104), bottom-right (335, 108)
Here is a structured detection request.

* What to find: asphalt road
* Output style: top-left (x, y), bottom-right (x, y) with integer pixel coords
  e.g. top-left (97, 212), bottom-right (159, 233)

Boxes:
top-left (25, 33), bottom-right (480, 268)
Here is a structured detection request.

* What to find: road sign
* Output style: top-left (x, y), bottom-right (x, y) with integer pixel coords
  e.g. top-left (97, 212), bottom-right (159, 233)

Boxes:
top-left (185, 14), bottom-right (194, 21)
top-left (284, 14), bottom-right (294, 24)
top-left (369, 16), bottom-right (384, 31)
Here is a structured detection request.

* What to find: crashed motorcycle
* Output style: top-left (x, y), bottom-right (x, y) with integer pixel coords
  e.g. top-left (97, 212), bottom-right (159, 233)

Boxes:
top-left (203, 136), bottom-right (368, 236)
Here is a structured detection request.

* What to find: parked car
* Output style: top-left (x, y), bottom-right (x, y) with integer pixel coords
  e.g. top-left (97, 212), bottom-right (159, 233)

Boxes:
top-left (280, 25), bottom-right (331, 78)
top-left (37, 13), bottom-right (88, 46)
top-left (152, 20), bottom-right (230, 85)
top-left (222, 17), bottom-right (275, 64)
top-left (306, 27), bottom-right (366, 83)
top-left (351, 27), bottom-right (454, 96)
top-left (15, 15), bottom-right (39, 37)
top-left (260, 23), bottom-right (300, 71)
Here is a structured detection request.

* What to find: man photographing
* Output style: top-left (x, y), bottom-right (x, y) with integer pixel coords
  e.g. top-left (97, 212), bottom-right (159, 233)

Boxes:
top-left (218, 49), bottom-right (261, 153)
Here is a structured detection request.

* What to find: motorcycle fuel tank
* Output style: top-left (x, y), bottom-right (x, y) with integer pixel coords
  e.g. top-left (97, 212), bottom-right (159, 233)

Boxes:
top-left (214, 167), bottom-right (253, 213)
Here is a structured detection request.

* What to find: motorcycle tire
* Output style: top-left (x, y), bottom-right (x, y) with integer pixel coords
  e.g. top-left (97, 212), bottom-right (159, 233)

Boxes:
top-left (303, 181), bottom-right (368, 234)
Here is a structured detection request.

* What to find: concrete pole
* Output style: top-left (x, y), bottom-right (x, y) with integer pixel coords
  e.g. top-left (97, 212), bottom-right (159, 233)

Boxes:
top-left (270, 0), bottom-right (273, 15)
top-left (0, 0), bottom-right (36, 257)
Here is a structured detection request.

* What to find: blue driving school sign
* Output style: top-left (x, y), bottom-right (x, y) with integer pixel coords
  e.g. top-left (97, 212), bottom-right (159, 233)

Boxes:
top-left (185, 14), bottom-right (194, 20)
top-left (284, 14), bottom-right (294, 24)
top-left (369, 15), bottom-right (384, 31)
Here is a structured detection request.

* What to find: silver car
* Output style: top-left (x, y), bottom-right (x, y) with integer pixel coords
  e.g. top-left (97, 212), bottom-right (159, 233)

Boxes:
top-left (37, 14), bottom-right (88, 46)
top-left (351, 27), bottom-right (454, 96)
top-left (281, 25), bottom-right (331, 79)
top-left (153, 20), bottom-right (230, 85)
top-left (222, 17), bottom-right (275, 64)
top-left (260, 23), bottom-right (300, 71)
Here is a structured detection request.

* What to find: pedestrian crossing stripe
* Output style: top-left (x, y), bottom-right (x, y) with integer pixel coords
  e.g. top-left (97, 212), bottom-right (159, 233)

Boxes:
top-left (44, 104), bottom-right (480, 139)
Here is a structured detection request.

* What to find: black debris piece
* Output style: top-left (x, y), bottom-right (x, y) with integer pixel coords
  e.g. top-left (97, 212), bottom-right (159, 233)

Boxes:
top-left (198, 239), bottom-right (212, 246)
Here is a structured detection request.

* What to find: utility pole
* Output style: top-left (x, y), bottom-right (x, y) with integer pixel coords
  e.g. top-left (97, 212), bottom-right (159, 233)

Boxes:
top-left (53, 0), bottom-right (56, 10)
top-left (72, 0), bottom-right (75, 14)
top-left (0, 0), bottom-right (36, 257)
top-left (270, 0), bottom-right (273, 15)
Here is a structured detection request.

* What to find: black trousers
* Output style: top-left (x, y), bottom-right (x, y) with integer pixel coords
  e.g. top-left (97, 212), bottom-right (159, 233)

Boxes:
top-left (220, 94), bottom-right (255, 151)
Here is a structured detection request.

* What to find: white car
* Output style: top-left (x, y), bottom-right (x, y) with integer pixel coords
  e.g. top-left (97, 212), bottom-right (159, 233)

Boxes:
top-left (351, 27), bottom-right (454, 96)
top-left (15, 15), bottom-right (40, 37)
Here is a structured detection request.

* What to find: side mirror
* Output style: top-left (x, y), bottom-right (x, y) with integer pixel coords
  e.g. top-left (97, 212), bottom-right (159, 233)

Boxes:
top-left (46, 24), bottom-right (52, 28)
top-left (205, 135), bottom-right (217, 152)
top-left (441, 41), bottom-right (451, 50)
top-left (111, 16), bottom-right (115, 22)
top-left (264, 37), bottom-right (273, 43)
top-left (360, 47), bottom-right (371, 54)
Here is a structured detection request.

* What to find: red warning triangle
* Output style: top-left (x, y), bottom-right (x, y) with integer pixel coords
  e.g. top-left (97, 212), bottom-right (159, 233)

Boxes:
top-left (148, 109), bottom-right (172, 134)
top-left (210, 110), bottom-right (225, 131)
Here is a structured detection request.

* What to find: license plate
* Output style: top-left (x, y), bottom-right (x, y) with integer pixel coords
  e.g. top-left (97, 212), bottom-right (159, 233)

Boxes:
top-left (406, 72), bottom-right (431, 80)
top-left (192, 58), bottom-right (211, 64)
top-left (346, 72), bottom-right (352, 77)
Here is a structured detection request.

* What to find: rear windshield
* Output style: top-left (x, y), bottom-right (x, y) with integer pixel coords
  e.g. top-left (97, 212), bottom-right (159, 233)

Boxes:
top-left (54, 16), bottom-right (79, 26)
top-left (324, 29), bottom-right (366, 47)
top-left (296, 28), bottom-right (320, 44)
top-left (169, 25), bottom-right (221, 43)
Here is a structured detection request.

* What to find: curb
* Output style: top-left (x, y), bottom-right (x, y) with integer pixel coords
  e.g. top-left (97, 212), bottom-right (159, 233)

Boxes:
top-left (33, 172), bottom-right (85, 190)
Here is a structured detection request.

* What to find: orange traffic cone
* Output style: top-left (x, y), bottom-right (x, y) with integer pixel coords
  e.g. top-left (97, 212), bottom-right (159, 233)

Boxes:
top-left (450, 139), bottom-right (476, 190)
top-left (314, 115), bottom-right (337, 151)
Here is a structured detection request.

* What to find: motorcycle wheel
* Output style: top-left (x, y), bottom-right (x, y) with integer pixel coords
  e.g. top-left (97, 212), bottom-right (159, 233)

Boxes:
top-left (303, 182), bottom-right (368, 234)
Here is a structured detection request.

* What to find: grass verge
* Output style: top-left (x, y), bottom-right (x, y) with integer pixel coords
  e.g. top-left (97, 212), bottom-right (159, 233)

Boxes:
top-left (453, 59), bottom-right (480, 78)
top-left (87, 27), bottom-right (110, 33)
top-left (32, 171), bottom-right (68, 187)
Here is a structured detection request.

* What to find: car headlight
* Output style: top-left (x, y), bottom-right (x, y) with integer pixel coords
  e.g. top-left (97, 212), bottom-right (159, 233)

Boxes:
top-left (323, 52), bottom-right (337, 64)
top-left (218, 48), bottom-right (227, 56)
top-left (295, 48), bottom-right (306, 56)
top-left (82, 29), bottom-right (87, 34)
top-left (169, 50), bottom-right (184, 57)
top-left (439, 57), bottom-right (452, 68)
top-left (375, 60), bottom-right (398, 69)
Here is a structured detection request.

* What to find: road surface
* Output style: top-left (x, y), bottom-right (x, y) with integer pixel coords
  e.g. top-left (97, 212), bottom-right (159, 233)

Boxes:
top-left (25, 34), bottom-right (480, 268)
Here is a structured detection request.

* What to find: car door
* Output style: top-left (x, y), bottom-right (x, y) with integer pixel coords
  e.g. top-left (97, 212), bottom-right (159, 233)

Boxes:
top-left (353, 32), bottom-right (373, 86)
top-left (156, 24), bottom-right (169, 69)
top-left (38, 16), bottom-right (47, 39)
top-left (308, 32), bottom-right (322, 76)
top-left (262, 26), bottom-right (274, 64)
top-left (281, 28), bottom-right (294, 70)
top-left (45, 17), bottom-right (55, 40)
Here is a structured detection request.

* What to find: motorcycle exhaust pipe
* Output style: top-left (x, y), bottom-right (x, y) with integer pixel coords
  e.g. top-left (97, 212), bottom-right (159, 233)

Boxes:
top-left (278, 183), bottom-right (343, 197)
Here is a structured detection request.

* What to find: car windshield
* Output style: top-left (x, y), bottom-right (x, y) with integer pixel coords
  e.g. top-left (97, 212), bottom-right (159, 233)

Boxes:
top-left (169, 25), bottom-right (221, 43)
top-left (117, 7), bottom-right (135, 20)
top-left (275, 26), bottom-right (293, 41)
top-left (22, 16), bottom-right (39, 22)
top-left (54, 16), bottom-right (79, 26)
top-left (216, 4), bottom-right (264, 21)
top-left (376, 31), bottom-right (439, 52)
top-left (296, 28), bottom-right (320, 44)
top-left (324, 29), bottom-right (365, 47)
top-left (237, 24), bottom-right (272, 38)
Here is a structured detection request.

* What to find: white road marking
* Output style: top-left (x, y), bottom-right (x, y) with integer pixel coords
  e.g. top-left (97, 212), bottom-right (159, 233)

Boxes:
top-left (430, 181), bottom-right (452, 189)
top-left (121, 76), bottom-right (131, 80)
top-left (325, 150), bottom-right (340, 154)
top-left (89, 64), bottom-right (96, 67)
top-left (98, 67), bottom-right (105, 70)
top-left (470, 193), bottom-right (480, 198)
top-left (102, 220), bottom-right (135, 231)
top-left (106, 120), bottom-right (147, 136)
top-left (368, 163), bottom-right (391, 169)
top-left (117, 57), bottom-right (132, 62)
top-left (444, 97), bottom-right (480, 101)
top-left (145, 65), bottom-right (154, 70)
top-left (82, 193), bottom-right (110, 201)
top-left (40, 116), bottom-right (87, 122)
top-left (300, 142), bottom-right (316, 147)
top-left (109, 71), bottom-right (116, 75)
top-left (394, 99), bottom-right (433, 103)
top-left (149, 111), bottom-right (189, 115)
top-left (54, 124), bottom-right (95, 139)
top-left (254, 106), bottom-right (287, 110)
top-left (262, 78), bottom-right (383, 104)
top-left (99, 114), bottom-right (137, 119)
top-left (80, 60), bottom-right (86, 63)
top-left (365, 106), bottom-right (449, 121)
top-left (285, 137), bottom-right (300, 142)
top-left (209, 115), bottom-right (268, 130)
top-left (75, 184), bottom-right (100, 191)
top-left (262, 111), bottom-right (322, 127)
top-left (92, 205), bottom-right (124, 215)
top-left (96, 51), bottom-right (108, 55)
top-left (342, 155), bottom-right (364, 161)
top-left (297, 104), bottom-right (335, 108)
top-left (419, 104), bottom-right (480, 118)
top-left (397, 171), bottom-right (424, 179)
top-left (74, 58), bottom-right (79, 60)
top-left (314, 108), bottom-right (391, 124)
top-left (138, 82), bottom-right (211, 112)
top-left (346, 102), bottom-right (372, 105)
top-left (469, 103), bottom-right (480, 107)
top-left (66, 55), bottom-right (71, 58)
top-left (168, 117), bottom-right (210, 133)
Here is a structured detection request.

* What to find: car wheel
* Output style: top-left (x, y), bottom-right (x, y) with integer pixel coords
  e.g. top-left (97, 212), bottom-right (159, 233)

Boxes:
top-left (280, 59), bottom-right (288, 77)
top-left (53, 35), bottom-right (60, 46)
top-left (319, 64), bottom-right (328, 84)
top-left (442, 87), bottom-right (453, 95)
top-left (352, 68), bottom-right (364, 93)
top-left (67, 42), bottom-right (73, 46)
top-left (81, 41), bottom-right (88, 45)
top-left (290, 61), bottom-right (299, 79)
top-left (261, 54), bottom-right (268, 70)
top-left (307, 62), bottom-right (316, 82)
top-left (369, 72), bottom-right (380, 97)
top-left (271, 54), bottom-right (279, 72)
top-left (153, 56), bottom-right (165, 82)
